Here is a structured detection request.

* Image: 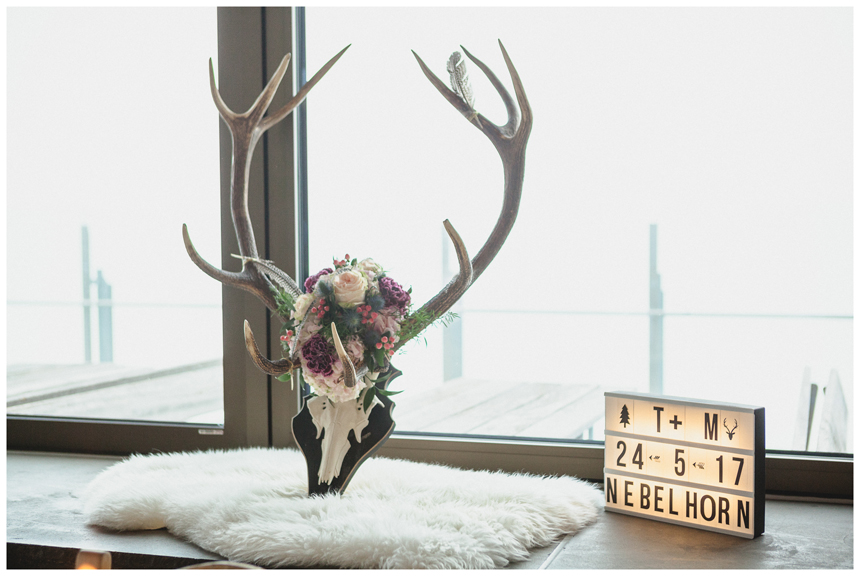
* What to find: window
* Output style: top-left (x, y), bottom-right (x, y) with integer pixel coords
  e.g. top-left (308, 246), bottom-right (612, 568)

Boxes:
top-left (7, 7), bottom-right (223, 425)
top-left (8, 7), bottom-right (851, 498)
top-left (7, 7), bottom-right (295, 453)
top-left (301, 7), bottom-right (852, 493)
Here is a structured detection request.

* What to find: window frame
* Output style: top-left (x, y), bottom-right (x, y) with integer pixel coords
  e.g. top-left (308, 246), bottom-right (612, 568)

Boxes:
top-left (7, 6), bottom-right (852, 501)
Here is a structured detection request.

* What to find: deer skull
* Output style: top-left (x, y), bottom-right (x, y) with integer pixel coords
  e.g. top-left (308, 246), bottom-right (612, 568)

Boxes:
top-left (307, 391), bottom-right (381, 485)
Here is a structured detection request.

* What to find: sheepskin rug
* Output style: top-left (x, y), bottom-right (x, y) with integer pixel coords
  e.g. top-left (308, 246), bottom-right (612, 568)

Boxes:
top-left (83, 448), bottom-right (602, 569)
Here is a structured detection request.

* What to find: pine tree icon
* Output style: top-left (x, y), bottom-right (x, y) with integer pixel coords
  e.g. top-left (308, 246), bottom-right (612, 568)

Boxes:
top-left (620, 404), bottom-right (631, 428)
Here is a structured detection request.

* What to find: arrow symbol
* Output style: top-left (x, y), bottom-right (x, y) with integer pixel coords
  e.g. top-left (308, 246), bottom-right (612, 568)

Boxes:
top-left (649, 455), bottom-right (661, 462)
top-left (693, 462), bottom-right (705, 470)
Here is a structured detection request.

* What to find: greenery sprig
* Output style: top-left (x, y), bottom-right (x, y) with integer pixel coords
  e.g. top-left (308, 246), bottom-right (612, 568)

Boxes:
top-left (362, 385), bottom-right (402, 411)
top-left (397, 309), bottom-right (460, 347)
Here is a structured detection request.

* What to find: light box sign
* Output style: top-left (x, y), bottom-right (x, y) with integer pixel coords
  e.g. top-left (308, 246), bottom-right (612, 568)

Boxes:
top-left (604, 391), bottom-right (765, 538)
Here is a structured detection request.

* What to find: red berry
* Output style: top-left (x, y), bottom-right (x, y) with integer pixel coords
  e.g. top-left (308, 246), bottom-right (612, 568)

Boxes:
top-left (375, 343), bottom-right (383, 349)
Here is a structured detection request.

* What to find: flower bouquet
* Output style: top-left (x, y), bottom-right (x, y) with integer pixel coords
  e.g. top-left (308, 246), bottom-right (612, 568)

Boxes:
top-left (273, 254), bottom-right (458, 490)
top-left (274, 255), bottom-right (413, 410)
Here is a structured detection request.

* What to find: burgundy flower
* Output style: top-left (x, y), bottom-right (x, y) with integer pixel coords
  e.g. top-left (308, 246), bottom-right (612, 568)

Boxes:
top-left (301, 334), bottom-right (335, 376)
top-left (378, 276), bottom-right (411, 314)
top-left (304, 268), bottom-right (333, 293)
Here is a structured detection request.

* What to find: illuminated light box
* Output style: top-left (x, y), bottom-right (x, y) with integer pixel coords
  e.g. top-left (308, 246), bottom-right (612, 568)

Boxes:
top-left (604, 391), bottom-right (765, 538)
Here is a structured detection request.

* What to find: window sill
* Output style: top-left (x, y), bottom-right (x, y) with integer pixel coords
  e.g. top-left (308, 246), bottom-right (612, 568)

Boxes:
top-left (7, 449), bottom-right (853, 569)
top-left (6, 451), bottom-right (220, 569)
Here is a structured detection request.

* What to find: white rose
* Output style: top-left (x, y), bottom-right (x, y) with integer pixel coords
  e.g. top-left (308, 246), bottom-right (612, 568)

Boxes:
top-left (291, 293), bottom-right (314, 322)
top-left (356, 258), bottom-right (383, 280)
top-left (330, 270), bottom-right (368, 308)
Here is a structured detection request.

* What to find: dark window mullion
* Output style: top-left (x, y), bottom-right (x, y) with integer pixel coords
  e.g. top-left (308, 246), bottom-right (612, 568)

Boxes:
top-left (259, 7), bottom-right (301, 447)
top-left (295, 6), bottom-right (310, 291)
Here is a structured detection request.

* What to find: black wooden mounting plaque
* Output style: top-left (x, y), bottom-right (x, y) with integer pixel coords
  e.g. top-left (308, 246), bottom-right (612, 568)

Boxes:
top-left (292, 366), bottom-right (400, 496)
top-left (604, 391), bottom-right (765, 539)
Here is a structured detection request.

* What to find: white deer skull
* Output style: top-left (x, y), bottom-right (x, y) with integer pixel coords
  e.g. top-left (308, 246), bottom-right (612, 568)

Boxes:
top-left (307, 391), bottom-right (381, 485)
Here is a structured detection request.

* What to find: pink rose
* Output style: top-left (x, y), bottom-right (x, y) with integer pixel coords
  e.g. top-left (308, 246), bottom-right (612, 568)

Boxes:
top-left (372, 307), bottom-right (402, 340)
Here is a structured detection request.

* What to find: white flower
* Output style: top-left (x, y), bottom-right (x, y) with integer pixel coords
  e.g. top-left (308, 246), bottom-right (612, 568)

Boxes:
top-left (356, 258), bottom-right (383, 280)
top-left (330, 269), bottom-right (368, 308)
top-left (344, 335), bottom-right (365, 365)
top-left (291, 293), bottom-right (314, 322)
top-left (292, 316), bottom-right (322, 354)
top-left (302, 358), bottom-right (368, 403)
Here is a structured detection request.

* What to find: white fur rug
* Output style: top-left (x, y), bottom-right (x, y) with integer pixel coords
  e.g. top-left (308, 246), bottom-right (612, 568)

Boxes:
top-left (83, 448), bottom-right (602, 569)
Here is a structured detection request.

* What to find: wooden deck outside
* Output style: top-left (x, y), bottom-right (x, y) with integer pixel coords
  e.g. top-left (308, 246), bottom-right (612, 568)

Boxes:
top-left (7, 362), bottom-right (223, 424)
top-left (7, 363), bottom-right (605, 440)
top-left (393, 378), bottom-right (604, 439)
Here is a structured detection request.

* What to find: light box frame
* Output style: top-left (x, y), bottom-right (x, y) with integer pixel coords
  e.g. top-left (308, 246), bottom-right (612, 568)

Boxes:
top-left (604, 391), bottom-right (765, 539)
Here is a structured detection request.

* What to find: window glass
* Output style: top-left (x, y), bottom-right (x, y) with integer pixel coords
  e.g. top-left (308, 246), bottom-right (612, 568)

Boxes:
top-left (305, 7), bottom-right (851, 452)
top-left (7, 8), bottom-right (224, 424)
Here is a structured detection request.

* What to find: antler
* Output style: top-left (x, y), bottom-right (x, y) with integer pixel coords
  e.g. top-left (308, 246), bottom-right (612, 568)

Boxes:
top-left (186, 40), bottom-right (530, 379)
top-left (184, 46), bottom-right (350, 374)
top-left (395, 40), bottom-right (532, 351)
